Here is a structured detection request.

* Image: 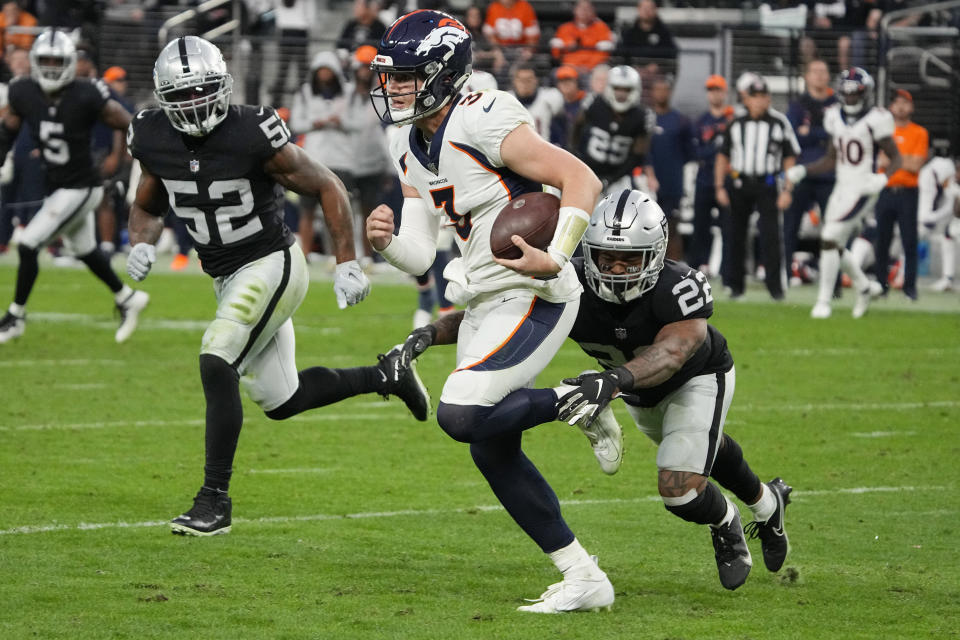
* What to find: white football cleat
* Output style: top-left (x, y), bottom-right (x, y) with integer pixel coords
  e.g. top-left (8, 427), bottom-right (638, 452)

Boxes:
top-left (810, 301), bottom-right (831, 319)
top-left (852, 281), bottom-right (883, 319)
top-left (517, 561), bottom-right (614, 614)
top-left (0, 311), bottom-right (25, 344)
top-left (930, 277), bottom-right (954, 292)
top-left (575, 404), bottom-right (623, 475)
top-left (115, 290), bottom-right (150, 343)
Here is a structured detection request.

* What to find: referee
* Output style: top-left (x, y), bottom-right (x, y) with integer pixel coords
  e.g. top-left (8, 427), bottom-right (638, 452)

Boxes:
top-left (715, 76), bottom-right (800, 300)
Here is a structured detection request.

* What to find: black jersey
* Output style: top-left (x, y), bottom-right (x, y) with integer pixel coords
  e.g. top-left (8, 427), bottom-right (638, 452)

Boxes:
top-left (128, 105), bottom-right (295, 277)
top-left (8, 76), bottom-right (109, 192)
top-left (577, 95), bottom-right (656, 184)
top-left (569, 258), bottom-right (734, 407)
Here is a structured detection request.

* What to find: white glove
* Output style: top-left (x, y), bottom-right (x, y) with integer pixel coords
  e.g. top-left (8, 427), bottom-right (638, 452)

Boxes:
top-left (785, 164), bottom-right (807, 185)
top-left (126, 243), bottom-right (156, 282)
top-left (863, 173), bottom-right (889, 196)
top-left (333, 259), bottom-right (370, 309)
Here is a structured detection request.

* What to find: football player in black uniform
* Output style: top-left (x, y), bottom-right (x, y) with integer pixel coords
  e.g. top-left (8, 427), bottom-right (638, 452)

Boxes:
top-left (125, 36), bottom-right (429, 536)
top-left (0, 30), bottom-right (148, 344)
top-left (391, 189), bottom-right (792, 591)
top-left (572, 65), bottom-right (658, 193)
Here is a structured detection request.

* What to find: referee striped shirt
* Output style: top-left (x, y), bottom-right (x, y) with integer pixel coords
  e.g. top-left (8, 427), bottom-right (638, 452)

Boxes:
top-left (721, 109), bottom-right (800, 178)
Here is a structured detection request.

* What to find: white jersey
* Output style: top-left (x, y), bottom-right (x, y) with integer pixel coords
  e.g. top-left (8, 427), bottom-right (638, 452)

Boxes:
top-left (918, 157), bottom-right (959, 225)
top-left (389, 89), bottom-right (580, 304)
top-left (509, 87), bottom-right (564, 141)
top-left (823, 105), bottom-right (894, 183)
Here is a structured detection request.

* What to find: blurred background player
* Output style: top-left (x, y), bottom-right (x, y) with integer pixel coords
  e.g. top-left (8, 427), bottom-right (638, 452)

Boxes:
top-left (917, 156), bottom-right (960, 291)
top-left (0, 30), bottom-right (147, 345)
top-left (509, 63), bottom-right (564, 144)
top-left (573, 64), bottom-right (656, 192)
top-left (786, 67), bottom-right (901, 319)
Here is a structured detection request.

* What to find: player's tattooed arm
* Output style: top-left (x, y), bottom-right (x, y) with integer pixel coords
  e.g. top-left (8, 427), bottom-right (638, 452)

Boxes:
top-left (265, 143), bottom-right (356, 262)
top-left (101, 99), bottom-right (133, 131)
top-left (0, 107), bottom-right (22, 161)
top-left (621, 319), bottom-right (707, 389)
top-left (128, 163), bottom-right (168, 245)
top-left (431, 310), bottom-right (464, 345)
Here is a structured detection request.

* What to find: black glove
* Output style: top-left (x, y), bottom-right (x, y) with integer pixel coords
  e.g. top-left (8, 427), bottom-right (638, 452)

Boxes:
top-left (393, 325), bottom-right (437, 380)
top-left (557, 367), bottom-right (634, 427)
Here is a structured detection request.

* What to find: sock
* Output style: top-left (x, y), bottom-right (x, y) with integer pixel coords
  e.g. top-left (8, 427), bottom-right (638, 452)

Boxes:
top-left (14, 245), bottom-right (39, 306)
top-left (266, 366), bottom-right (385, 420)
top-left (817, 248), bottom-right (840, 304)
top-left (942, 236), bottom-right (955, 280)
top-left (710, 434), bottom-right (762, 505)
top-left (199, 354), bottom-right (243, 492)
top-left (748, 482), bottom-right (777, 523)
top-left (548, 538), bottom-right (599, 578)
top-left (841, 248), bottom-right (869, 292)
top-left (709, 495), bottom-right (737, 529)
top-left (9, 302), bottom-right (25, 317)
top-left (417, 286), bottom-right (434, 312)
top-left (114, 284), bottom-right (133, 304)
top-left (79, 249), bottom-right (123, 293)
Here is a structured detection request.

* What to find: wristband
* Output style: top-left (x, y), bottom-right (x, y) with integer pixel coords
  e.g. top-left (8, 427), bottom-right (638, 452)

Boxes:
top-left (611, 366), bottom-right (635, 391)
top-left (547, 206), bottom-right (591, 268)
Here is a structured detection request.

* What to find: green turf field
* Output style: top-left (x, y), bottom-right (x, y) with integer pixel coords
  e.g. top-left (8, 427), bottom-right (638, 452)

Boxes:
top-left (1, 260), bottom-right (958, 639)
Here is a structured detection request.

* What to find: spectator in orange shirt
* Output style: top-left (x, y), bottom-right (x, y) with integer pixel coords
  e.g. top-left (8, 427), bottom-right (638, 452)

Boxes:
top-left (549, 0), bottom-right (615, 73)
top-left (483, 0), bottom-right (539, 48)
top-left (874, 89), bottom-right (929, 300)
top-left (0, 1), bottom-right (38, 53)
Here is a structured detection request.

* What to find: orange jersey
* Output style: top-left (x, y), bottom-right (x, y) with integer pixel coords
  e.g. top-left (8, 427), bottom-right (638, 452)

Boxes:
top-left (484, 1), bottom-right (539, 46)
top-left (887, 121), bottom-right (928, 188)
top-left (0, 12), bottom-right (38, 51)
top-left (550, 20), bottom-right (614, 69)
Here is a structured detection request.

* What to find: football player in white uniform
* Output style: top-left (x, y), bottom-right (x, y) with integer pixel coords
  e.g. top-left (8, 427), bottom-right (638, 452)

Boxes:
top-left (366, 11), bottom-right (614, 613)
top-left (786, 67), bottom-right (902, 319)
top-left (917, 156), bottom-right (960, 291)
top-left (509, 63), bottom-right (565, 142)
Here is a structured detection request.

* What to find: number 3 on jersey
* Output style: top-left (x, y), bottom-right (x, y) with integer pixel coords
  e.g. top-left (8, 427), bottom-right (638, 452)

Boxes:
top-left (431, 186), bottom-right (472, 241)
top-left (672, 270), bottom-right (713, 316)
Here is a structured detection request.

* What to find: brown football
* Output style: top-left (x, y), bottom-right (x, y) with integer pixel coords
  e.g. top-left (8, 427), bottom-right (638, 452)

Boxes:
top-left (490, 192), bottom-right (561, 260)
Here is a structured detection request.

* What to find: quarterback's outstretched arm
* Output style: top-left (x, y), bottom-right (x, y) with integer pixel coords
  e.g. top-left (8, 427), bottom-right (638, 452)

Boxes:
top-left (366, 182), bottom-right (441, 276)
top-left (495, 123), bottom-right (602, 276)
top-left (265, 143), bottom-right (357, 263)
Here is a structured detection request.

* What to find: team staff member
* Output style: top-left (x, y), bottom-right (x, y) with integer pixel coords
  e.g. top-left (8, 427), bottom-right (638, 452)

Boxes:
top-left (690, 74), bottom-right (733, 280)
top-left (715, 76), bottom-right (800, 300)
top-left (783, 59), bottom-right (837, 276)
top-left (874, 89), bottom-right (928, 300)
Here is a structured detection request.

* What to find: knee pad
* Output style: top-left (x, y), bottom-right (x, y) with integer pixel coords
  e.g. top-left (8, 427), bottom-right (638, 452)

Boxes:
top-left (664, 481), bottom-right (728, 525)
top-left (436, 402), bottom-right (491, 443)
top-left (264, 381), bottom-right (304, 421)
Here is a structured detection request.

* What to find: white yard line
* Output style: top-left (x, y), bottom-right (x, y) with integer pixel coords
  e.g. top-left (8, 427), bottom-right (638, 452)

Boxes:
top-left (0, 359), bottom-right (125, 367)
top-left (0, 413), bottom-right (391, 432)
top-left (0, 485), bottom-right (946, 536)
top-left (851, 431), bottom-right (918, 438)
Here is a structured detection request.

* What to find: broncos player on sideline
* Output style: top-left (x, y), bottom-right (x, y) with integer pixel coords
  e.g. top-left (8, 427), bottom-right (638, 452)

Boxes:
top-left (0, 30), bottom-right (148, 344)
top-left (392, 189), bottom-right (793, 591)
top-left (365, 11), bottom-right (617, 613)
top-left (126, 36), bottom-right (429, 536)
top-left (786, 67), bottom-right (901, 319)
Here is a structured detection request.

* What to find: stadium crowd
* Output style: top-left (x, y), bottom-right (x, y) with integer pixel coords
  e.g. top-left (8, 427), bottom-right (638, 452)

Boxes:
top-left (0, 0), bottom-right (957, 322)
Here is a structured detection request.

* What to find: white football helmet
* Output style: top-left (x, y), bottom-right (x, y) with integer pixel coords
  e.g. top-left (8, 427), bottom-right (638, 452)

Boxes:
top-left (154, 36), bottom-right (233, 137)
top-left (582, 188), bottom-right (668, 303)
top-left (603, 65), bottom-right (641, 113)
top-left (29, 30), bottom-right (77, 94)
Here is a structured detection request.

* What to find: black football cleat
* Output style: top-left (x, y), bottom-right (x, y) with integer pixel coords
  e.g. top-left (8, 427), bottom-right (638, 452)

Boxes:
top-left (710, 503), bottom-right (752, 590)
top-left (377, 346), bottom-right (431, 421)
top-left (744, 477), bottom-right (792, 572)
top-left (171, 487), bottom-right (232, 536)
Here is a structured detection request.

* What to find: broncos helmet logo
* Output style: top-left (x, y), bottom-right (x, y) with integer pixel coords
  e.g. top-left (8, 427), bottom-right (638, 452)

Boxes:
top-left (414, 23), bottom-right (468, 57)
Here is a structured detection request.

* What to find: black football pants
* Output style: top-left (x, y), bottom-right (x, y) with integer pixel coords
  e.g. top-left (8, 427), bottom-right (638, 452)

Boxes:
top-left (728, 178), bottom-right (784, 299)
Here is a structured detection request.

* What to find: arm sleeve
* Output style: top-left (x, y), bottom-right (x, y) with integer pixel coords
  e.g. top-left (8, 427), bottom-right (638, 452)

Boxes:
top-left (467, 91), bottom-right (534, 167)
top-left (378, 197), bottom-right (441, 276)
